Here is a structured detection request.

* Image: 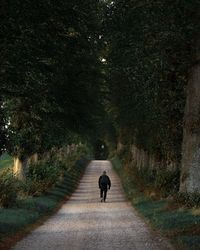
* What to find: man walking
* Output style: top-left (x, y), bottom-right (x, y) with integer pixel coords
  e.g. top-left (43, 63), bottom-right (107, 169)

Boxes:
top-left (98, 170), bottom-right (111, 202)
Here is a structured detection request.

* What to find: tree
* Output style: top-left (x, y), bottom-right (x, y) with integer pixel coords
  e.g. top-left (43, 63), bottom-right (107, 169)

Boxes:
top-left (104, 0), bottom-right (200, 186)
top-left (0, 0), bottom-right (105, 179)
top-left (0, 100), bottom-right (6, 154)
top-left (180, 9), bottom-right (200, 192)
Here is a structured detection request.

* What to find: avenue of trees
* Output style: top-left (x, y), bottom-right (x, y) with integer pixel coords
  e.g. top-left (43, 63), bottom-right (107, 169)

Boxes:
top-left (104, 0), bottom-right (200, 193)
top-left (0, 0), bottom-right (105, 178)
top-left (0, 0), bottom-right (200, 194)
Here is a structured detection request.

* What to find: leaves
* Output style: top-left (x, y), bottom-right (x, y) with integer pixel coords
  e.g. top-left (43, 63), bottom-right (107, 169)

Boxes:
top-left (0, 0), bottom-right (105, 156)
top-left (105, 0), bottom-right (200, 161)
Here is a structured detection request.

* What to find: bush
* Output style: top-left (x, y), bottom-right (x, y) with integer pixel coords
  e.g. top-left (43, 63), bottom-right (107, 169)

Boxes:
top-left (0, 169), bottom-right (19, 207)
top-left (154, 169), bottom-right (180, 196)
top-left (28, 162), bottom-right (61, 182)
top-left (133, 166), bottom-right (180, 197)
top-left (174, 192), bottom-right (200, 208)
top-left (24, 162), bottom-right (62, 196)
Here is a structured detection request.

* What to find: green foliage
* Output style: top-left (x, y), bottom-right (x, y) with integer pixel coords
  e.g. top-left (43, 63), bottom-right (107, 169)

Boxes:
top-left (0, 101), bottom-right (7, 154)
top-left (28, 162), bottom-right (60, 183)
top-left (0, 155), bottom-right (88, 245)
top-left (105, 0), bottom-right (200, 163)
top-left (174, 192), bottom-right (200, 208)
top-left (0, 0), bottom-right (105, 158)
top-left (0, 169), bottom-right (19, 207)
top-left (135, 167), bottom-right (180, 196)
top-left (55, 144), bottom-right (92, 171)
top-left (22, 163), bottom-right (61, 197)
top-left (19, 144), bottom-right (90, 197)
top-left (0, 153), bottom-right (13, 171)
top-left (0, 208), bottom-right (39, 235)
top-left (115, 147), bottom-right (180, 196)
top-left (112, 156), bottom-right (200, 250)
top-left (24, 153), bottom-right (77, 196)
top-left (178, 236), bottom-right (200, 250)
top-left (154, 169), bottom-right (180, 195)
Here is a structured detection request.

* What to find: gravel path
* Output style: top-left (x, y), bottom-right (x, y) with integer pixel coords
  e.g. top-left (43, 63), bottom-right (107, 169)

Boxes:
top-left (12, 160), bottom-right (173, 250)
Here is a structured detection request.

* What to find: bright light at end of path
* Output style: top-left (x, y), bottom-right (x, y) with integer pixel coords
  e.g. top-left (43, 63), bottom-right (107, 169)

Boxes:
top-left (100, 57), bottom-right (106, 63)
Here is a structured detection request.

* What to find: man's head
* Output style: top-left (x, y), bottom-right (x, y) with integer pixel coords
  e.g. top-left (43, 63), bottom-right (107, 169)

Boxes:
top-left (103, 170), bottom-right (106, 175)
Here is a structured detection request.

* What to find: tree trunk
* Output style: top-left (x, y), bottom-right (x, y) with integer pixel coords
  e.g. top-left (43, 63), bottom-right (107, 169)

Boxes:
top-left (13, 156), bottom-right (29, 180)
top-left (28, 153), bottom-right (38, 165)
top-left (180, 61), bottom-right (200, 192)
top-left (117, 140), bottom-right (125, 154)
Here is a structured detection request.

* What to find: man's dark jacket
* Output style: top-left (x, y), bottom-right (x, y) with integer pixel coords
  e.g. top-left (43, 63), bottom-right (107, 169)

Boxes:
top-left (99, 175), bottom-right (111, 190)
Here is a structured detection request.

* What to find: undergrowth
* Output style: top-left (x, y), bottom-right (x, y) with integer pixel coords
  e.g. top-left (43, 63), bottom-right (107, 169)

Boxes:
top-left (111, 155), bottom-right (200, 250)
top-left (0, 149), bottom-right (89, 249)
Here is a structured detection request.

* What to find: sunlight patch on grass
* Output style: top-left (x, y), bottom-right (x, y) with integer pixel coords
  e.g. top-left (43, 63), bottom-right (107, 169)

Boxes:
top-left (0, 153), bottom-right (13, 171)
top-left (191, 208), bottom-right (200, 216)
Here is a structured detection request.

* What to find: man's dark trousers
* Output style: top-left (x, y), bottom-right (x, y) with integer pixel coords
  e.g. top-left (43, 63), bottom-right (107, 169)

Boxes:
top-left (100, 188), bottom-right (108, 202)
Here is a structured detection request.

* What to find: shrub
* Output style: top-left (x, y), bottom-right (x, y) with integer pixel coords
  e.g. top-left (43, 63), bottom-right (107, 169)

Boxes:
top-left (136, 167), bottom-right (156, 184)
top-left (28, 162), bottom-right (61, 182)
top-left (0, 169), bottom-right (19, 207)
top-left (24, 162), bottom-right (62, 196)
top-left (22, 145), bottom-right (90, 197)
top-left (132, 165), bottom-right (180, 197)
top-left (174, 192), bottom-right (200, 208)
top-left (154, 169), bottom-right (180, 196)
top-left (22, 179), bottom-right (47, 197)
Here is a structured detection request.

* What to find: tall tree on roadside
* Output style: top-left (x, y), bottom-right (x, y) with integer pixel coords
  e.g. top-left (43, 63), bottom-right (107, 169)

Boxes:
top-left (180, 9), bottom-right (200, 193)
top-left (104, 0), bottom-right (200, 192)
top-left (0, 0), bottom-right (104, 179)
top-left (0, 100), bottom-right (6, 154)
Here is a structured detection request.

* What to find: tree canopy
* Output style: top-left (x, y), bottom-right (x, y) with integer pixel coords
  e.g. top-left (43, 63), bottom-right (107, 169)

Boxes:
top-left (0, 0), bottom-right (200, 194)
top-left (0, 0), bottom-right (105, 157)
top-left (104, 0), bottom-right (199, 163)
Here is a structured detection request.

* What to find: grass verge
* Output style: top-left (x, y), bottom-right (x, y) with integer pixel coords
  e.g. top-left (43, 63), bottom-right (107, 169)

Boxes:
top-left (0, 157), bottom-right (89, 250)
top-left (0, 154), bottom-right (13, 172)
top-left (111, 156), bottom-right (200, 250)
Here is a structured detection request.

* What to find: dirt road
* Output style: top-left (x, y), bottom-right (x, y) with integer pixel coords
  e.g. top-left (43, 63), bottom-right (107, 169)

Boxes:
top-left (13, 160), bottom-right (173, 250)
